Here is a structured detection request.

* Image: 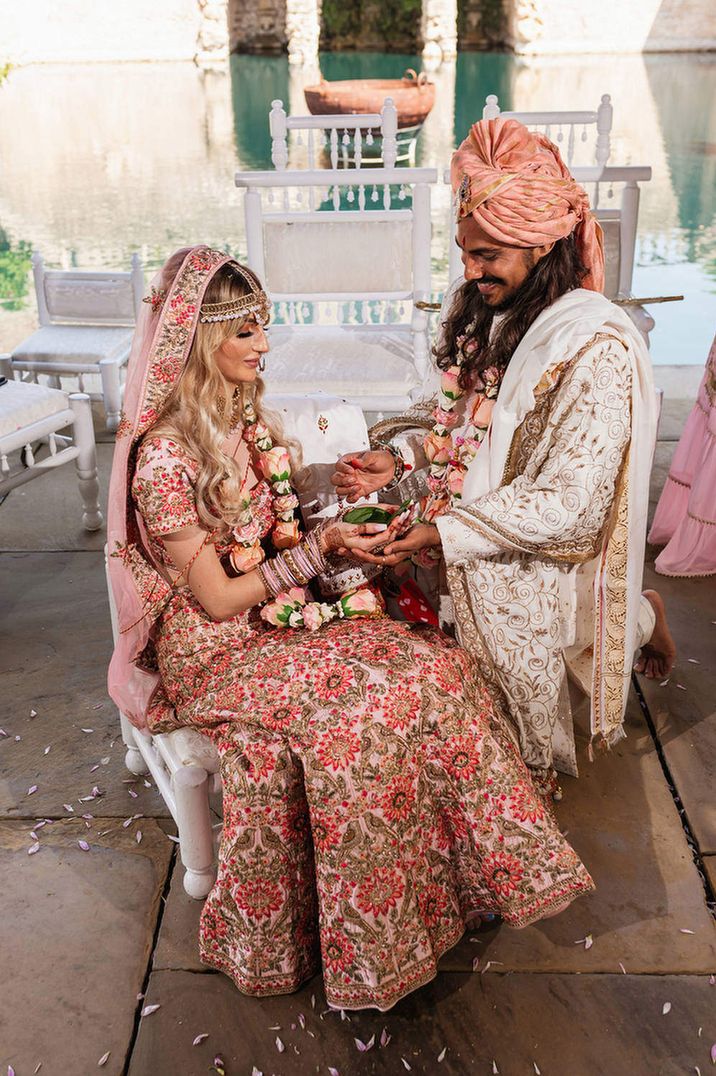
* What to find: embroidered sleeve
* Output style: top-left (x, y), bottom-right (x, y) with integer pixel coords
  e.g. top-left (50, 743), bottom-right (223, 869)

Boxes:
top-left (132, 437), bottom-right (201, 539)
top-left (437, 335), bottom-right (633, 565)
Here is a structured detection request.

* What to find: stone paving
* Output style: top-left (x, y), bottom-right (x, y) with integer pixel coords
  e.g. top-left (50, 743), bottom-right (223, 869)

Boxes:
top-left (1, 406), bottom-right (715, 1076)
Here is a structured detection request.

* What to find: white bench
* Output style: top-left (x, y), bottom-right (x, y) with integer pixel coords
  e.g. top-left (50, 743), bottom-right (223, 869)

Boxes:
top-left (0, 375), bottom-right (102, 531)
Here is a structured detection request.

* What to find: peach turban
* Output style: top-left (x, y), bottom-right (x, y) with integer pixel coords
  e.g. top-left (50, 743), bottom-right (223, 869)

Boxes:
top-left (451, 117), bottom-right (605, 293)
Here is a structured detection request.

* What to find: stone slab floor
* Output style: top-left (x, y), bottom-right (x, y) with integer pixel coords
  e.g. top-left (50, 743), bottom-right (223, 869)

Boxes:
top-left (1, 405), bottom-right (715, 1076)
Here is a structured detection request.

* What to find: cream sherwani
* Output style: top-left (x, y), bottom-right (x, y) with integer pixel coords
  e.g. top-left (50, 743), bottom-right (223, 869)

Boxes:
top-left (372, 289), bottom-right (658, 777)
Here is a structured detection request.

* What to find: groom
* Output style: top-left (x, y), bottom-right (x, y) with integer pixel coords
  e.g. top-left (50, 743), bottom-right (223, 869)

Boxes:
top-left (333, 116), bottom-right (674, 789)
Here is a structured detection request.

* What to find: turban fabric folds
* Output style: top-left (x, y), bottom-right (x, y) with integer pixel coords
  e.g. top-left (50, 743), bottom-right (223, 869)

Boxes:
top-left (451, 117), bottom-right (605, 293)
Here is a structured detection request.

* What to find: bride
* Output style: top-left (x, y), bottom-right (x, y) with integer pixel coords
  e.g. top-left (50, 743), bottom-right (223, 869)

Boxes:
top-left (107, 245), bottom-right (593, 1012)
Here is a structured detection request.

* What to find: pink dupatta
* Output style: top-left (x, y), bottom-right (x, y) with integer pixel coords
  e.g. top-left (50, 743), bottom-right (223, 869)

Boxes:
top-left (107, 246), bottom-right (233, 728)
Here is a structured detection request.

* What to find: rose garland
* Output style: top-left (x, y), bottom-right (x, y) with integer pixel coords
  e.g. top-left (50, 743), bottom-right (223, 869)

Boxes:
top-left (261, 585), bottom-right (384, 632)
top-left (227, 400), bottom-right (302, 574)
top-left (377, 325), bottom-right (503, 568)
top-left (228, 402), bottom-right (383, 632)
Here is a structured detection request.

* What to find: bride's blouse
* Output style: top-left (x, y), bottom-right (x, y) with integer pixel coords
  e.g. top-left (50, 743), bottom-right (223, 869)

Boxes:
top-left (132, 435), bottom-right (275, 574)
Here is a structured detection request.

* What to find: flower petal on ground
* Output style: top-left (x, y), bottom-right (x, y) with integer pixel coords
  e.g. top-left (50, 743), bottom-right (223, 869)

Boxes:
top-left (78, 840), bottom-right (90, 851)
top-left (28, 842), bottom-right (40, 855)
top-left (680, 929), bottom-right (695, 934)
top-left (27, 786), bottom-right (37, 795)
top-left (662, 1002), bottom-right (671, 1015)
top-left (380, 1028), bottom-right (391, 1048)
top-left (141, 1004), bottom-right (160, 1017)
top-left (192, 1034), bottom-right (209, 1046)
top-left (437, 1047), bottom-right (447, 1062)
top-left (275, 1037), bottom-right (285, 1053)
top-left (97, 1052), bottom-right (110, 1067)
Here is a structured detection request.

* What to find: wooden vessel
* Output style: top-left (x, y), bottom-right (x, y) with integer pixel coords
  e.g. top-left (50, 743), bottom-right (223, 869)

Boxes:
top-left (304, 70), bottom-right (435, 130)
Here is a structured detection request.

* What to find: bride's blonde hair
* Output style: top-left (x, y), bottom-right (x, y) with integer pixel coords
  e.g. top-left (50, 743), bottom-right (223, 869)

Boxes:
top-left (148, 259), bottom-right (282, 537)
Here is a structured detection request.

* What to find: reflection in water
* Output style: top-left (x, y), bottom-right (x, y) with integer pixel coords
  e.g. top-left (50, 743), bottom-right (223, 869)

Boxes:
top-left (0, 52), bottom-right (714, 364)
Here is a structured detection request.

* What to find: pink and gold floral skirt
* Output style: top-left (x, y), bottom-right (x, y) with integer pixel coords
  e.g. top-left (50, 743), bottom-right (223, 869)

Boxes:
top-left (153, 599), bottom-right (593, 1011)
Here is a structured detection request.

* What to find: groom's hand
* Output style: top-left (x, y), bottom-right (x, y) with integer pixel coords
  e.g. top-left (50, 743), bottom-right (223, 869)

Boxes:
top-left (331, 450), bottom-right (395, 502)
top-left (350, 524), bottom-right (441, 566)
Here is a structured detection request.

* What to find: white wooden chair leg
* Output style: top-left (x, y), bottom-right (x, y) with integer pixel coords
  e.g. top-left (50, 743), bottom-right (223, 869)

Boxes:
top-left (68, 392), bottom-right (103, 531)
top-left (119, 709), bottom-right (150, 774)
top-left (173, 765), bottom-right (216, 899)
top-left (99, 357), bottom-right (122, 431)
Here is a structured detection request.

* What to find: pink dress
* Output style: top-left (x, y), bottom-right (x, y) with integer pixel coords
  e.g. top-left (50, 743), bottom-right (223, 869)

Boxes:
top-left (649, 334), bottom-right (716, 576)
top-left (131, 434), bottom-right (594, 1012)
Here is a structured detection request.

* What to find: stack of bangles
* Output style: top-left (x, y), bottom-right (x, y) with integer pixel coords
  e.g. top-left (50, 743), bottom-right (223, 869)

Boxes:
top-left (257, 528), bottom-right (328, 599)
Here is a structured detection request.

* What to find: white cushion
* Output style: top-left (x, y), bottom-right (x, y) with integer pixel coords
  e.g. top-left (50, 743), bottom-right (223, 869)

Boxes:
top-left (265, 327), bottom-right (421, 399)
top-left (0, 379), bottom-right (70, 439)
top-left (12, 325), bottom-right (133, 366)
top-left (162, 727), bottom-right (221, 774)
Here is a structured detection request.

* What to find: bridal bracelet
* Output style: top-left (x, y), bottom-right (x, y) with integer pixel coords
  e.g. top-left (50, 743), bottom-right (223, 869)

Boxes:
top-left (257, 529), bottom-right (328, 598)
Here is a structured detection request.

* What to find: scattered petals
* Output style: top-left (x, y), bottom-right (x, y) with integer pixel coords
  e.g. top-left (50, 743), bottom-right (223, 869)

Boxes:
top-left (136, 831), bottom-right (143, 844)
top-left (81, 728), bottom-right (94, 733)
top-left (328, 1069), bottom-right (340, 1076)
top-left (354, 1035), bottom-right (375, 1052)
top-left (680, 928), bottom-right (695, 934)
top-left (30, 709), bottom-right (37, 717)
top-left (78, 840), bottom-right (90, 851)
top-left (619, 962), bottom-right (627, 974)
top-left (128, 789), bottom-right (138, 799)
top-left (97, 1052), bottom-right (110, 1067)
top-left (662, 1002), bottom-right (671, 1015)
top-left (101, 757), bottom-right (111, 765)
top-left (34, 1066), bottom-right (42, 1074)
top-left (472, 956), bottom-right (480, 971)
top-left (166, 834), bottom-right (180, 843)
top-left (659, 679), bottom-right (670, 687)
top-left (298, 1012), bottom-right (306, 1030)
top-left (28, 842), bottom-right (40, 855)
top-left (0, 729), bottom-right (6, 736)
top-left (676, 684), bottom-right (686, 691)
top-left (492, 1063), bottom-right (500, 1075)
top-left (63, 804), bottom-right (74, 813)
top-left (437, 1046), bottom-right (447, 1062)
top-left (251, 1068), bottom-right (263, 1076)
top-left (311, 993), bottom-right (316, 1009)
top-left (534, 1065), bottom-right (541, 1075)
top-left (141, 1004), bottom-right (161, 1017)
top-left (27, 785), bottom-right (38, 796)
top-left (44, 746), bottom-right (51, 755)
top-left (401, 1060), bottom-right (412, 1071)
top-left (275, 1036), bottom-right (285, 1053)
top-left (211, 1057), bottom-right (225, 1076)
top-left (481, 960), bottom-right (504, 974)
top-left (688, 658), bottom-right (700, 664)
top-left (710, 975), bottom-right (715, 985)
top-left (380, 1027), bottom-right (391, 1048)
top-left (710, 1043), bottom-right (716, 1064)
top-left (192, 1034), bottom-right (209, 1046)
top-left (575, 935), bottom-right (593, 950)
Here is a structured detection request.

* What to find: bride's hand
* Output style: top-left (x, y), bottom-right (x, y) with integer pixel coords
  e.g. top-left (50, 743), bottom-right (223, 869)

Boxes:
top-left (331, 450), bottom-right (395, 502)
top-left (319, 516), bottom-right (397, 558)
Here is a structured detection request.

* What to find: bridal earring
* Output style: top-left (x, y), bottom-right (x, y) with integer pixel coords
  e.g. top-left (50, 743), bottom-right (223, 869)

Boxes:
top-left (218, 387), bottom-right (242, 427)
top-left (258, 355), bottom-right (266, 373)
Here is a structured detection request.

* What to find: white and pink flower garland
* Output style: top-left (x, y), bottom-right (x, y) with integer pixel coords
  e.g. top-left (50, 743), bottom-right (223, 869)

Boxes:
top-left (229, 401), bottom-right (383, 632)
top-left (227, 401), bottom-right (302, 575)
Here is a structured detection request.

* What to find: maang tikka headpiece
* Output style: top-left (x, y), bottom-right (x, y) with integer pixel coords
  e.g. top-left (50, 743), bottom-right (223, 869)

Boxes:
top-left (199, 263), bottom-right (271, 325)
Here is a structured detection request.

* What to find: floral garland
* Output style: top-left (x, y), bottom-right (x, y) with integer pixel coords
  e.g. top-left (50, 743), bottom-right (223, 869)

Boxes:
top-left (261, 585), bottom-right (384, 632)
top-left (228, 402), bottom-right (383, 633)
top-left (227, 400), bottom-right (301, 573)
top-left (382, 324), bottom-right (503, 567)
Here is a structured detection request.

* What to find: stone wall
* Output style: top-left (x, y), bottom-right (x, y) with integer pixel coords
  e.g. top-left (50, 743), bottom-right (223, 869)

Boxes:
top-left (508, 0), bottom-right (716, 53)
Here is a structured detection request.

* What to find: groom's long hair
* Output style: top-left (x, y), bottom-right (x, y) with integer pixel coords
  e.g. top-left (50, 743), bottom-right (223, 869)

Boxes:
top-left (434, 233), bottom-right (587, 390)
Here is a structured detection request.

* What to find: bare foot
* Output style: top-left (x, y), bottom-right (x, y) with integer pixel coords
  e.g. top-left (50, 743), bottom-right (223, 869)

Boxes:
top-left (634, 589), bottom-right (676, 679)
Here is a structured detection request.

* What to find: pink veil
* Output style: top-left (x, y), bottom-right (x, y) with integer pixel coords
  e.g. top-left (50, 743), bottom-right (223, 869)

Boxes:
top-left (107, 246), bottom-right (233, 728)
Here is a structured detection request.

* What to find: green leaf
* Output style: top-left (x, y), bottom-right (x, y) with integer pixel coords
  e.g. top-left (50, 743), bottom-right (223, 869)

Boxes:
top-left (343, 506), bottom-right (394, 524)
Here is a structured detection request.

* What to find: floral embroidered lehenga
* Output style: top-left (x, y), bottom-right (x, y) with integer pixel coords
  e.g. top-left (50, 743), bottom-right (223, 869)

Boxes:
top-left (107, 247), bottom-right (594, 1012)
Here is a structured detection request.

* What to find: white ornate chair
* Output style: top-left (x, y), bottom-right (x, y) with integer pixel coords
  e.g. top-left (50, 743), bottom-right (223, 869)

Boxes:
top-left (0, 372), bottom-right (103, 531)
top-left (10, 253), bottom-right (144, 431)
top-left (268, 96), bottom-right (399, 171)
top-left (108, 394), bottom-right (374, 898)
top-left (235, 165), bottom-right (437, 416)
